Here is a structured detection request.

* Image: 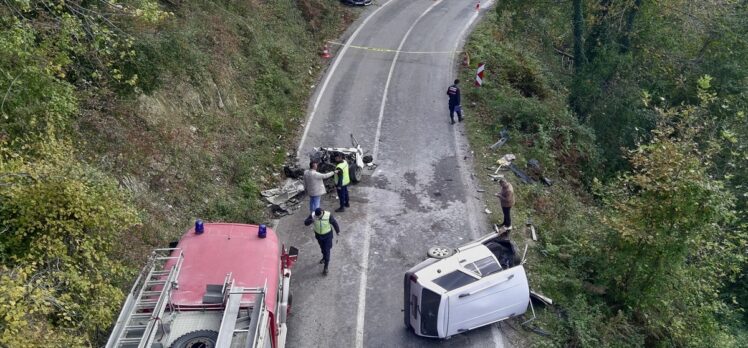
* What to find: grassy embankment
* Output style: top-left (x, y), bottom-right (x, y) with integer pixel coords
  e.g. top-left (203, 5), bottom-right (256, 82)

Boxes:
top-left (461, 8), bottom-right (598, 346)
top-left (1, 1), bottom-right (358, 345)
top-left (81, 1), bottom-right (357, 253)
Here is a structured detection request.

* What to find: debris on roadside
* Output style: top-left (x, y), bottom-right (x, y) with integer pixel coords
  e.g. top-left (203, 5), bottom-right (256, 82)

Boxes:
top-left (525, 324), bottom-right (552, 337)
top-left (527, 159), bottom-right (553, 186)
top-left (488, 174), bottom-right (504, 181)
top-left (495, 153), bottom-right (516, 173)
top-left (526, 219), bottom-right (538, 241)
top-left (283, 164), bottom-right (304, 179)
top-left (261, 179), bottom-right (305, 217)
top-left (530, 291), bottom-right (553, 306)
top-left (508, 163), bottom-right (535, 184)
top-left (484, 208), bottom-right (492, 214)
top-left (489, 129), bottom-right (509, 150)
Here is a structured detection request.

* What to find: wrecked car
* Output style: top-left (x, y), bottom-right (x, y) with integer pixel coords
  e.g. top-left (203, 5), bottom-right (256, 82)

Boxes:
top-left (404, 233), bottom-right (530, 339)
top-left (311, 134), bottom-right (373, 185)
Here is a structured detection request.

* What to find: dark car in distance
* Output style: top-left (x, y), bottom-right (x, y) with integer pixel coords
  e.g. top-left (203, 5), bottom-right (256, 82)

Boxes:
top-left (342, 0), bottom-right (373, 6)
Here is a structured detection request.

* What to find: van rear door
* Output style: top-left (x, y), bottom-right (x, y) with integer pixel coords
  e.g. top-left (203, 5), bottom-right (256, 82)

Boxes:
top-left (445, 266), bottom-right (529, 336)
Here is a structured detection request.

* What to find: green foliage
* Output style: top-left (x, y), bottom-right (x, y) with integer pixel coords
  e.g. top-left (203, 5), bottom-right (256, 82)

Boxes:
top-left (469, 2), bottom-right (748, 347)
top-left (595, 101), bottom-right (744, 346)
top-left (0, 136), bottom-right (139, 347)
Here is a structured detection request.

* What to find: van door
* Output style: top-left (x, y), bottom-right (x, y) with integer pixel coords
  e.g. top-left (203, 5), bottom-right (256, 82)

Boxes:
top-left (445, 266), bottom-right (529, 336)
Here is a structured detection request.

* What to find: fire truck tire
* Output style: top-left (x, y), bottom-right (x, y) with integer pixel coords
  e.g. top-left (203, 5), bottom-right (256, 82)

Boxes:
top-left (350, 164), bottom-right (362, 183)
top-left (170, 330), bottom-right (218, 348)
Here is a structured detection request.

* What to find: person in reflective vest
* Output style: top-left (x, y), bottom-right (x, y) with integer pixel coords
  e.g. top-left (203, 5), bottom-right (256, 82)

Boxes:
top-left (333, 154), bottom-right (350, 212)
top-left (304, 208), bottom-right (341, 275)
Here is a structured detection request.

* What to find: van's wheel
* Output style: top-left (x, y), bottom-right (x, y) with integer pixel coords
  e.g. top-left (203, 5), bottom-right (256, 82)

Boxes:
top-left (350, 164), bottom-right (363, 183)
top-left (427, 246), bottom-right (454, 259)
top-left (169, 330), bottom-right (218, 348)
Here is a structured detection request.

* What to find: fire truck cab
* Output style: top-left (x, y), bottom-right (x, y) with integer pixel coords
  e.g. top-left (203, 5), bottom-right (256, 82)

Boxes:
top-left (107, 223), bottom-right (297, 348)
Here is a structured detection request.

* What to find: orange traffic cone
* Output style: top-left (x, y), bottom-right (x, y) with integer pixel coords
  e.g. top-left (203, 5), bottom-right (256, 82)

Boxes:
top-left (321, 44), bottom-right (331, 59)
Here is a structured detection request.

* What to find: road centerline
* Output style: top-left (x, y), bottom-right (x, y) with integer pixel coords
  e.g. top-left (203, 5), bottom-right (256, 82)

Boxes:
top-left (357, 1), bottom-right (446, 348)
top-left (296, 0), bottom-right (395, 158)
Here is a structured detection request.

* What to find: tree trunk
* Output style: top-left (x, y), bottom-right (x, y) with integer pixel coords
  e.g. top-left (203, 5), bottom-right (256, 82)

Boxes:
top-left (572, 0), bottom-right (586, 69)
top-left (620, 0), bottom-right (643, 53)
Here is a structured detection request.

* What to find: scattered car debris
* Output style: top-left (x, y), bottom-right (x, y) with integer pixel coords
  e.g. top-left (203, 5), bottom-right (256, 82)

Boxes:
top-left (526, 219), bottom-right (538, 241)
top-left (283, 164), bottom-right (304, 179)
top-left (477, 188), bottom-right (486, 192)
top-left (508, 163), bottom-right (535, 184)
top-left (529, 291), bottom-right (553, 306)
top-left (261, 179), bottom-right (305, 217)
top-left (484, 208), bottom-right (492, 214)
top-left (525, 324), bottom-right (551, 337)
top-left (494, 153), bottom-right (516, 173)
top-left (489, 129), bottom-right (509, 150)
top-left (488, 173), bottom-right (504, 181)
top-left (527, 159), bottom-right (553, 186)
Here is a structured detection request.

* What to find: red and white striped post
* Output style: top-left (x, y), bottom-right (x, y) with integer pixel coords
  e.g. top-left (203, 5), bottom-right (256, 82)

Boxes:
top-left (475, 63), bottom-right (485, 87)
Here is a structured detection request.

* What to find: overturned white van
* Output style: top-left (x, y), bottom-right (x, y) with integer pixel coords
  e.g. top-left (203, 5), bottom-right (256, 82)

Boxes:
top-left (404, 233), bottom-right (530, 338)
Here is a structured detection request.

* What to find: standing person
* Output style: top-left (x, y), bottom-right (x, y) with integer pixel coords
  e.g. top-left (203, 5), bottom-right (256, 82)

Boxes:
top-left (333, 154), bottom-right (350, 212)
top-left (303, 160), bottom-right (335, 217)
top-left (304, 208), bottom-right (341, 275)
top-left (446, 79), bottom-right (463, 124)
top-left (498, 179), bottom-right (515, 232)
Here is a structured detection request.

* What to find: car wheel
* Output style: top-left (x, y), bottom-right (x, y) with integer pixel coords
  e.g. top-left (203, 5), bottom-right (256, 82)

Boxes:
top-left (350, 164), bottom-right (363, 183)
top-left (169, 330), bottom-right (218, 348)
top-left (427, 246), bottom-right (454, 259)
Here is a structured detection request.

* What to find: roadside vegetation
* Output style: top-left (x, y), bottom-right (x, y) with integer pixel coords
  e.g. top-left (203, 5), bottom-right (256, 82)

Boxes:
top-left (0, 0), bottom-right (353, 345)
top-left (462, 1), bottom-right (747, 346)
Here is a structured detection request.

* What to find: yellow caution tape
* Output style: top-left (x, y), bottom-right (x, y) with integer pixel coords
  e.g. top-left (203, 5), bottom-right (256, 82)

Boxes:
top-left (327, 41), bottom-right (461, 55)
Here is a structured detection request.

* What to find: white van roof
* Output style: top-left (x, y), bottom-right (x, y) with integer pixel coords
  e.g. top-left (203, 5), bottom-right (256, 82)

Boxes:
top-left (414, 234), bottom-right (521, 293)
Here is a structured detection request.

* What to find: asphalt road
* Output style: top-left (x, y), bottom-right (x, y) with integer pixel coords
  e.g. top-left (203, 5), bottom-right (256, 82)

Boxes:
top-left (276, 1), bottom-right (507, 347)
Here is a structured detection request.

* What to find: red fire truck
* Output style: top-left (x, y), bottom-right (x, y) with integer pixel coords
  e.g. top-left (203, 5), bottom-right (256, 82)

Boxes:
top-left (106, 222), bottom-right (297, 348)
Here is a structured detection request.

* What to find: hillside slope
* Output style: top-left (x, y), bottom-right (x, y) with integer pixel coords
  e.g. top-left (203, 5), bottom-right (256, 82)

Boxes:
top-left (460, 1), bottom-right (748, 347)
top-left (0, 0), bottom-right (355, 345)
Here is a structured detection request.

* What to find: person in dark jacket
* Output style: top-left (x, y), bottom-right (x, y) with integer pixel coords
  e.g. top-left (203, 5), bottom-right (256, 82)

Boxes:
top-left (304, 208), bottom-right (341, 275)
top-left (446, 79), bottom-right (463, 124)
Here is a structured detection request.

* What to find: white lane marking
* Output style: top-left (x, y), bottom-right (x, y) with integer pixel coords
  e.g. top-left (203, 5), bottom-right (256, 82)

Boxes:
top-left (296, 0), bottom-right (395, 158)
top-left (356, 2), bottom-right (446, 348)
top-left (371, 2), bottom-right (445, 161)
top-left (450, 1), bottom-right (506, 347)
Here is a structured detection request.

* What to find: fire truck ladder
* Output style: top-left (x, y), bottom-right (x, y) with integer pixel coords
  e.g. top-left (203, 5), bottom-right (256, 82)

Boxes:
top-left (106, 248), bottom-right (184, 348)
top-left (215, 278), bottom-right (269, 348)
